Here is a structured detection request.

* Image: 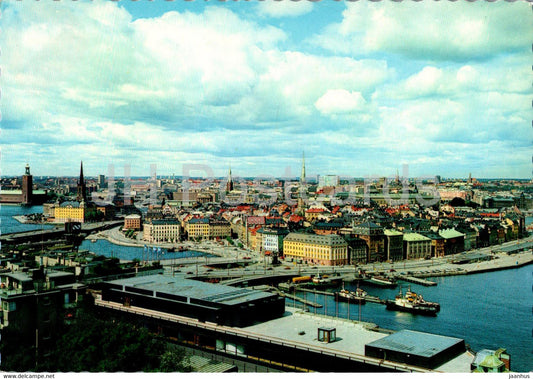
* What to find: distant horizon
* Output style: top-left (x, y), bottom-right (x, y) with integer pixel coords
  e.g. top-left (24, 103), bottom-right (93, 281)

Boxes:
top-left (1, 1), bottom-right (531, 179)
top-left (3, 169), bottom-right (532, 183)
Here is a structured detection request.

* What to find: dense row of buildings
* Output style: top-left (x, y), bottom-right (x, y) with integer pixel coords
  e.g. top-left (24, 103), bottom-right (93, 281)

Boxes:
top-left (116, 165), bottom-right (529, 266)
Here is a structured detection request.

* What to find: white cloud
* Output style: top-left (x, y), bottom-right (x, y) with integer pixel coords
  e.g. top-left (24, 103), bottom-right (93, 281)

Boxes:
top-left (314, 1), bottom-right (532, 61)
top-left (256, 0), bottom-right (314, 18)
top-left (315, 89), bottom-right (367, 115)
top-left (1, 1), bottom-right (530, 178)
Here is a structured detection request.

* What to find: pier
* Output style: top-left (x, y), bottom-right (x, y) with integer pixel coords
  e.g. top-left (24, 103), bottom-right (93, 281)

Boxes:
top-left (279, 285), bottom-right (386, 305)
top-left (396, 275), bottom-right (437, 286)
top-left (270, 286), bottom-right (323, 308)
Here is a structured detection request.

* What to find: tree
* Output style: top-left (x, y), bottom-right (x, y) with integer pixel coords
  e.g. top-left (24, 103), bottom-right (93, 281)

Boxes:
top-left (38, 309), bottom-right (191, 372)
top-left (159, 348), bottom-right (192, 372)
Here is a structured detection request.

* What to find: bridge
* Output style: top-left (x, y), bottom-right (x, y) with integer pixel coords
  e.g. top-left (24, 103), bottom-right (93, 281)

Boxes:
top-left (0, 221), bottom-right (123, 245)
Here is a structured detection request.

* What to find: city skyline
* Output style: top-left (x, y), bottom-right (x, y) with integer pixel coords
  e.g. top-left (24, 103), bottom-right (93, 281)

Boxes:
top-left (1, 1), bottom-right (531, 179)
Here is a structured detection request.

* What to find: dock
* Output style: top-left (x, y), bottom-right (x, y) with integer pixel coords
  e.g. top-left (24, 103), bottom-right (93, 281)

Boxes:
top-left (269, 286), bottom-right (323, 308)
top-left (396, 275), bottom-right (437, 286)
top-left (284, 286), bottom-right (386, 305)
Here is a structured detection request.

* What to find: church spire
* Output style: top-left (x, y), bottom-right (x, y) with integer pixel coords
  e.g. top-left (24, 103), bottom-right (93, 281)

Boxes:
top-left (297, 152), bottom-right (306, 216)
top-left (79, 161), bottom-right (85, 185)
top-left (77, 161), bottom-right (87, 203)
top-left (300, 151), bottom-right (306, 184)
top-left (226, 164), bottom-right (234, 192)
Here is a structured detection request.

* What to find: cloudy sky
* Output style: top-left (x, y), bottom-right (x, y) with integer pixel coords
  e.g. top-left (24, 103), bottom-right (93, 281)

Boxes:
top-left (1, 0), bottom-right (531, 179)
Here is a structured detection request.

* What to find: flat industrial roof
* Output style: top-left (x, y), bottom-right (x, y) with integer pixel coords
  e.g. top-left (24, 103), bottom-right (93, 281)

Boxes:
top-left (242, 308), bottom-right (473, 372)
top-left (107, 275), bottom-right (275, 306)
top-left (365, 329), bottom-right (464, 358)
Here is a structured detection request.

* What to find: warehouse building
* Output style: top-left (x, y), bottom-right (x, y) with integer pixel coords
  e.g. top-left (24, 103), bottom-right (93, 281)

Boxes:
top-left (365, 329), bottom-right (466, 369)
top-left (101, 275), bottom-right (285, 327)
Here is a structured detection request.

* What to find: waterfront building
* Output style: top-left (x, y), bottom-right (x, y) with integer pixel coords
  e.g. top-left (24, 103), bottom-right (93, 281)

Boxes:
top-left (0, 164), bottom-right (46, 205)
top-left (258, 227), bottom-right (289, 255)
top-left (94, 288), bottom-right (474, 372)
top-left (187, 218), bottom-right (210, 240)
top-left (419, 231), bottom-right (446, 257)
top-left (365, 330), bottom-right (466, 370)
top-left (143, 219), bottom-right (181, 243)
top-left (383, 229), bottom-right (404, 261)
top-left (0, 268), bottom-right (86, 359)
top-left (403, 232), bottom-right (432, 260)
top-left (21, 164), bottom-right (33, 205)
top-left (283, 232), bottom-right (348, 266)
top-left (344, 235), bottom-right (368, 264)
top-left (353, 221), bottom-right (386, 262)
top-left (455, 224), bottom-right (478, 251)
top-left (124, 214), bottom-right (142, 231)
top-left (209, 219), bottom-right (231, 239)
top-left (54, 201), bottom-right (86, 223)
top-left (100, 275), bottom-right (284, 327)
top-left (438, 229), bottom-right (465, 255)
top-left (43, 202), bottom-right (56, 218)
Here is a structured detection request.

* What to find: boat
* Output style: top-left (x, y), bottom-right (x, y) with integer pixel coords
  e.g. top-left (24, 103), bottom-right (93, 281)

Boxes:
top-left (167, 247), bottom-right (176, 252)
top-left (385, 286), bottom-right (440, 316)
top-left (334, 286), bottom-right (367, 304)
top-left (364, 275), bottom-right (398, 288)
top-left (309, 273), bottom-right (342, 288)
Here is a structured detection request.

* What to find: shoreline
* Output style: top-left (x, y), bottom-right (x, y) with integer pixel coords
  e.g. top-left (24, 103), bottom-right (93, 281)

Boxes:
top-left (90, 227), bottom-right (533, 278)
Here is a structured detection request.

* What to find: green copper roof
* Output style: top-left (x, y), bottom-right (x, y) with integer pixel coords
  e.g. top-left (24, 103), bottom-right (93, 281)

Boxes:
top-left (479, 354), bottom-right (504, 369)
top-left (438, 229), bottom-right (465, 239)
top-left (403, 233), bottom-right (431, 242)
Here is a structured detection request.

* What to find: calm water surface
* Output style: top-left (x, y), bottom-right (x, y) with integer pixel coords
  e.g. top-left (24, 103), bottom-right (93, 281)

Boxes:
top-left (299, 265), bottom-right (532, 372)
top-left (79, 239), bottom-right (215, 261)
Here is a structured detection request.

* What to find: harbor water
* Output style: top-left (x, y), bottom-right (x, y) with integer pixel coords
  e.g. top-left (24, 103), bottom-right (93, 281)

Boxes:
top-left (0, 205), bottom-right (54, 234)
top-left (298, 265), bottom-right (532, 372)
top-left (79, 239), bottom-right (216, 262)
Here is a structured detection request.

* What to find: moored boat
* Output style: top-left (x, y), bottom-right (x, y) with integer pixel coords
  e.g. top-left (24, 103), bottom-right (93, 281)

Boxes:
top-left (386, 286), bottom-right (440, 316)
top-left (334, 287), bottom-right (367, 304)
top-left (364, 275), bottom-right (398, 288)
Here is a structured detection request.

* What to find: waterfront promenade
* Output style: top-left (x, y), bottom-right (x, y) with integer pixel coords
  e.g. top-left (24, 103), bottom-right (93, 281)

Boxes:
top-left (91, 226), bottom-right (533, 279)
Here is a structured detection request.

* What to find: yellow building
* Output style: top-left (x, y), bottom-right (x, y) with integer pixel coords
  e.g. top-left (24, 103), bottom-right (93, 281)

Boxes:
top-left (54, 201), bottom-right (86, 223)
top-left (283, 233), bottom-right (348, 266)
top-left (187, 218), bottom-right (210, 240)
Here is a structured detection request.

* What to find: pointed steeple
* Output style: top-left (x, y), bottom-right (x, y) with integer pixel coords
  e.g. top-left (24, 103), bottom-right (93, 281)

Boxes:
top-left (300, 151), bottom-right (306, 184)
top-left (297, 152), bottom-right (306, 216)
top-left (77, 161), bottom-right (87, 203)
top-left (226, 164), bottom-right (234, 192)
top-left (79, 161), bottom-right (85, 185)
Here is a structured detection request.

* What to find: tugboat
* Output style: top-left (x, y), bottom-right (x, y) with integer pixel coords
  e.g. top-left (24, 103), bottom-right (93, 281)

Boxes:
top-left (334, 285), bottom-right (367, 304)
top-left (309, 273), bottom-right (342, 288)
top-left (386, 286), bottom-right (440, 316)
